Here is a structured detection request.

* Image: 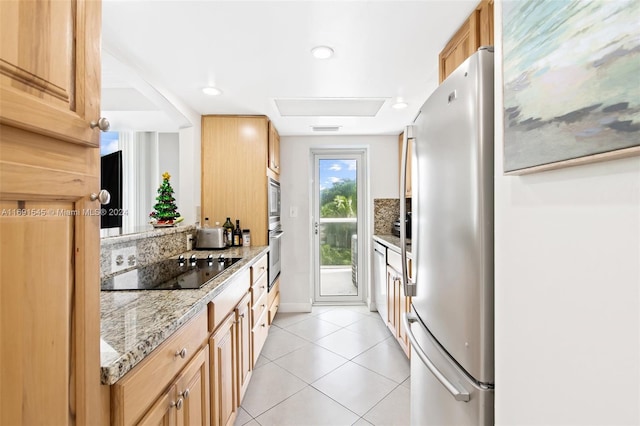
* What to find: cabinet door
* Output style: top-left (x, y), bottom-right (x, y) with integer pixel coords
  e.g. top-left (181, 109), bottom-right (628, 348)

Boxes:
top-left (268, 121), bottom-right (280, 175)
top-left (201, 115), bottom-right (269, 245)
top-left (397, 282), bottom-right (412, 358)
top-left (210, 314), bottom-right (236, 426)
top-left (0, 2), bottom-right (102, 424)
top-left (236, 292), bottom-right (252, 404)
top-left (398, 132), bottom-right (412, 197)
top-left (138, 390), bottom-right (177, 426)
top-left (438, 17), bottom-right (476, 83)
top-left (0, 0), bottom-right (101, 146)
top-left (177, 346), bottom-right (210, 426)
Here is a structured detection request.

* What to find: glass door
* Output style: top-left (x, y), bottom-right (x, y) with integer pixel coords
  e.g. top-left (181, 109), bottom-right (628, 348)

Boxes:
top-left (312, 149), bottom-right (366, 304)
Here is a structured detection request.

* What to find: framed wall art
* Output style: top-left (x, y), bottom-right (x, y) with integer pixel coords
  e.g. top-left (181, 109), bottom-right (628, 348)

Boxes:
top-left (502, 0), bottom-right (640, 175)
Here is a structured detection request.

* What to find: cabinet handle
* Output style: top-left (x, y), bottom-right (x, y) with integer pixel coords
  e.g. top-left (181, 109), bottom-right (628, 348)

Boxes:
top-left (175, 348), bottom-right (187, 359)
top-left (90, 117), bottom-right (110, 132)
top-left (179, 388), bottom-right (190, 399)
top-left (171, 397), bottom-right (184, 410)
top-left (90, 189), bottom-right (111, 205)
top-left (261, 323), bottom-right (266, 328)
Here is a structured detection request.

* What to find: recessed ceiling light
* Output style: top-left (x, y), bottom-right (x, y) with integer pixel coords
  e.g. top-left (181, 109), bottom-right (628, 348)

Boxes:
top-left (202, 86), bottom-right (222, 96)
top-left (392, 101), bottom-right (408, 109)
top-left (311, 45), bottom-right (334, 59)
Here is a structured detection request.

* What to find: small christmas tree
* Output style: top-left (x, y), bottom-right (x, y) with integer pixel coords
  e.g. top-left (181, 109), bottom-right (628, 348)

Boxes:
top-left (150, 172), bottom-right (181, 224)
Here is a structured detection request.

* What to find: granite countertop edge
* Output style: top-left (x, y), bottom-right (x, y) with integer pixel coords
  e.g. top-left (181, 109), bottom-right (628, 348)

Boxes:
top-left (100, 245), bottom-right (269, 385)
top-left (372, 234), bottom-right (412, 256)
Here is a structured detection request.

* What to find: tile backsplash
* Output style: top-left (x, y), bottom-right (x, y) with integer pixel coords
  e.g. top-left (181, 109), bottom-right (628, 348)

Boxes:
top-left (100, 225), bottom-right (196, 278)
top-left (373, 198), bottom-right (400, 235)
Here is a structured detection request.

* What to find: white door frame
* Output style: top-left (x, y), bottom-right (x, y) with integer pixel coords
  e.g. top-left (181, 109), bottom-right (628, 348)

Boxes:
top-left (310, 148), bottom-right (367, 305)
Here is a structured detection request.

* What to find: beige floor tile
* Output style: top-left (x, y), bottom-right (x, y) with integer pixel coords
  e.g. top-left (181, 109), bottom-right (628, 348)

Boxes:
top-left (352, 339), bottom-right (410, 384)
top-left (241, 362), bottom-right (307, 417)
top-left (316, 308), bottom-right (368, 327)
top-left (312, 362), bottom-right (397, 416)
top-left (233, 407), bottom-right (253, 426)
top-left (274, 343), bottom-right (348, 383)
top-left (255, 386), bottom-right (360, 426)
top-left (283, 316), bottom-right (342, 342)
top-left (315, 328), bottom-right (380, 359)
top-left (271, 311), bottom-right (311, 328)
top-left (345, 315), bottom-right (394, 342)
top-left (260, 327), bottom-right (309, 360)
top-left (363, 385), bottom-right (411, 426)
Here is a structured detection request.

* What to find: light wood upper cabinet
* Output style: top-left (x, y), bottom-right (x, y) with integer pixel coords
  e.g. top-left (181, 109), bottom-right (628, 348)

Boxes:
top-left (201, 116), bottom-right (269, 246)
top-left (0, 1), bottom-right (102, 424)
top-left (268, 120), bottom-right (281, 176)
top-left (439, 0), bottom-right (494, 83)
top-left (235, 292), bottom-right (252, 404)
top-left (398, 132), bottom-right (412, 198)
top-left (0, 0), bottom-right (101, 146)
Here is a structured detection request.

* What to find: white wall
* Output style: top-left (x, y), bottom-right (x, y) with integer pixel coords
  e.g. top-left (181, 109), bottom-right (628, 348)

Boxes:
top-left (279, 135), bottom-right (399, 311)
top-left (494, 2), bottom-right (640, 424)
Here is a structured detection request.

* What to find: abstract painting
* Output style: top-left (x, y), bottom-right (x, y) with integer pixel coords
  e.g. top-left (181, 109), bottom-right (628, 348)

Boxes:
top-left (502, 0), bottom-right (640, 174)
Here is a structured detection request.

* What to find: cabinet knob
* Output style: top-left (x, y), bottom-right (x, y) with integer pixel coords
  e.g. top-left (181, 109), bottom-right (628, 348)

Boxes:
top-left (175, 348), bottom-right (187, 359)
top-left (179, 388), bottom-right (190, 399)
top-left (90, 117), bottom-right (110, 132)
top-left (171, 397), bottom-right (183, 410)
top-left (90, 189), bottom-right (111, 205)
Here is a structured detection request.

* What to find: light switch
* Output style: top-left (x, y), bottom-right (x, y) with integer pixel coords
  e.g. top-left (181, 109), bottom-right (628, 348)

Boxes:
top-left (290, 206), bottom-right (298, 217)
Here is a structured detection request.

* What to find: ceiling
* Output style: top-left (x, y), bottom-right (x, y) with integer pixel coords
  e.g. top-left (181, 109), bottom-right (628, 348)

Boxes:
top-left (101, 0), bottom-right (478, 136)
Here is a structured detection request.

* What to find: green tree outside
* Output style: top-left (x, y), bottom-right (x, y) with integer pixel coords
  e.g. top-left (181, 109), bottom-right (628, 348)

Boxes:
top-left (320, 178), bottom-right (357, 266)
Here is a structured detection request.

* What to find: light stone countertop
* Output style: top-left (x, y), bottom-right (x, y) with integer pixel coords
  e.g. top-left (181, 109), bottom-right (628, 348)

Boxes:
top-left (100, 245), bottom-right (269, 385)
top-left (372, 234), bottom-right (413, 257)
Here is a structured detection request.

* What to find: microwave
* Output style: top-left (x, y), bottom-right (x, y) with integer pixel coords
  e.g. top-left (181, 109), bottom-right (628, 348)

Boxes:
top-left (268, 178), bottom-right (281, 230)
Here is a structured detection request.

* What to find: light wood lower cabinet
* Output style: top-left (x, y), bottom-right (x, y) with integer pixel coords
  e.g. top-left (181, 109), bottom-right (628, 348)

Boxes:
top-left (386, 250), bottom-right (412, 358)
top-left (210, 314), bottom-right (237, 426)
top-left (268, 277), bottom-right (281, 325)
top-left (111, 311), bottom-right (209, 426)
top-left (139, 345), bottom-right (210, 426)
top-left (236, 292), bottom-right (252, 404)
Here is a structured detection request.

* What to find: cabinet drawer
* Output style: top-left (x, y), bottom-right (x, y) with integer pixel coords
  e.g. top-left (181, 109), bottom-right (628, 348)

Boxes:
top-left (111, 309), bottom-right (208, 426)
top-left (251, 272), bottom-right (268, 306)
top-left (387, 248), bottom-right (413, 280)
top-left (251, 310), bottom-right (269, 366)
top-left (267, 276), bottom-right (280, 307)
top-left (268, 291), bottom-right (280, 325)
top-left (251, 290), bottom-right (268, 328)
top-left (251, 253), bottom-right (268, 284)
top-left (209, 268), bottom-right (250, 332)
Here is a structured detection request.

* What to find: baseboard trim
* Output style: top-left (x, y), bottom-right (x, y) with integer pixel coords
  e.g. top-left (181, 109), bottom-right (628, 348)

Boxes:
top-left (278, 302), bottom-right (313, 313)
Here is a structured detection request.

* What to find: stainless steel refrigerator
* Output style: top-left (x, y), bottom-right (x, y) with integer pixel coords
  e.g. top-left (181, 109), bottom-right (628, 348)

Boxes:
top-left (399, 47), bottom-right (494, 425)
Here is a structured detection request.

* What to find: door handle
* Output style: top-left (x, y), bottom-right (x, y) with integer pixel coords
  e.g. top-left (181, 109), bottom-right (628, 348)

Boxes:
top-left (403, 312), bottom-right (470, 402)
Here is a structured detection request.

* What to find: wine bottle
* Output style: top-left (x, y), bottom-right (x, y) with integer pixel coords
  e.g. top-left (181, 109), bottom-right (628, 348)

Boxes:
top-left (223, 217), bottom-right (234, 247)
top-left (233, 220), bottom-right (242, 247)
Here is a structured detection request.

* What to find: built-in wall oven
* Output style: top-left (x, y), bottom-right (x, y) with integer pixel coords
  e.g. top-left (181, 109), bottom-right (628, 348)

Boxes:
top-left (268, 178), bottom-right (283, 290)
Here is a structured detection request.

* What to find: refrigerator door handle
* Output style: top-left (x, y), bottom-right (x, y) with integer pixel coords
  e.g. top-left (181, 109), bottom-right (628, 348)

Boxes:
top-left (403, 312), bottom-right (471, 402)
top-left (400, 126), bottom-right (416, 297)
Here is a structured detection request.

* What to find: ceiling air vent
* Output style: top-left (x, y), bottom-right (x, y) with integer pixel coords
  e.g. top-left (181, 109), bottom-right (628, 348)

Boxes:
top-left (311, 125), bottom-right (341, 132)
top-left (275, 98), bottom-right (385, 117)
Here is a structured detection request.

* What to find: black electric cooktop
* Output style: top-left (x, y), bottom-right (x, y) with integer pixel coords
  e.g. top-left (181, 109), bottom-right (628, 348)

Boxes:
top-left (101, 255), bottom-right (241, 291)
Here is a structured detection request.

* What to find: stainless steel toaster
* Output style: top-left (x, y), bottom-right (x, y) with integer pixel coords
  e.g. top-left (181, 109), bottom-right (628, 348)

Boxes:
top-left (195, 225), bottom-right (226, 249)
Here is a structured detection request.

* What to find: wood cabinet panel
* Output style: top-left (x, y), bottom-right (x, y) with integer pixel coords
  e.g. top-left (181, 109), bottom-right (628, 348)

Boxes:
top-left (176, 346), bottom-right (210, 426)
top-left (235, 292), bottom-right (252, 404)
top-left (268, 120), bottom-right (280, 176)
top-left (398, 132), bottom-right (412, 198)
top-left (210, 314), bottom-right (237, 426)
top-left (111, 310), bottom-right (208, 425)
top-left (0, 2), bottom-right (102, 419)
top-left (201, 116), bottom-right (269, 246)
top-left (251, 310), bottom-right (269, 366)
top-left (439, 0), bottom-right (494, 83)
top-left (0, 0), bottom-right (101, 146)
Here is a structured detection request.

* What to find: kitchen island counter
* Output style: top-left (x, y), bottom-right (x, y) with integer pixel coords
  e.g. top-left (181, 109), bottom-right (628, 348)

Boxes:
top-left (100, 245), bottom-right (268, 385)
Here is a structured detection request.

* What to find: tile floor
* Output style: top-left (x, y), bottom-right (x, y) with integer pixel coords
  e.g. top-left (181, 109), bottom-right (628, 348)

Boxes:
top-left (236, 305), bottom-right (411, 426)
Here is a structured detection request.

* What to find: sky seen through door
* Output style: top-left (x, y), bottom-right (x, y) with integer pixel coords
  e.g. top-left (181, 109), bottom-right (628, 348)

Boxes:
top-left (319, 160), bottom-right (356, 191)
